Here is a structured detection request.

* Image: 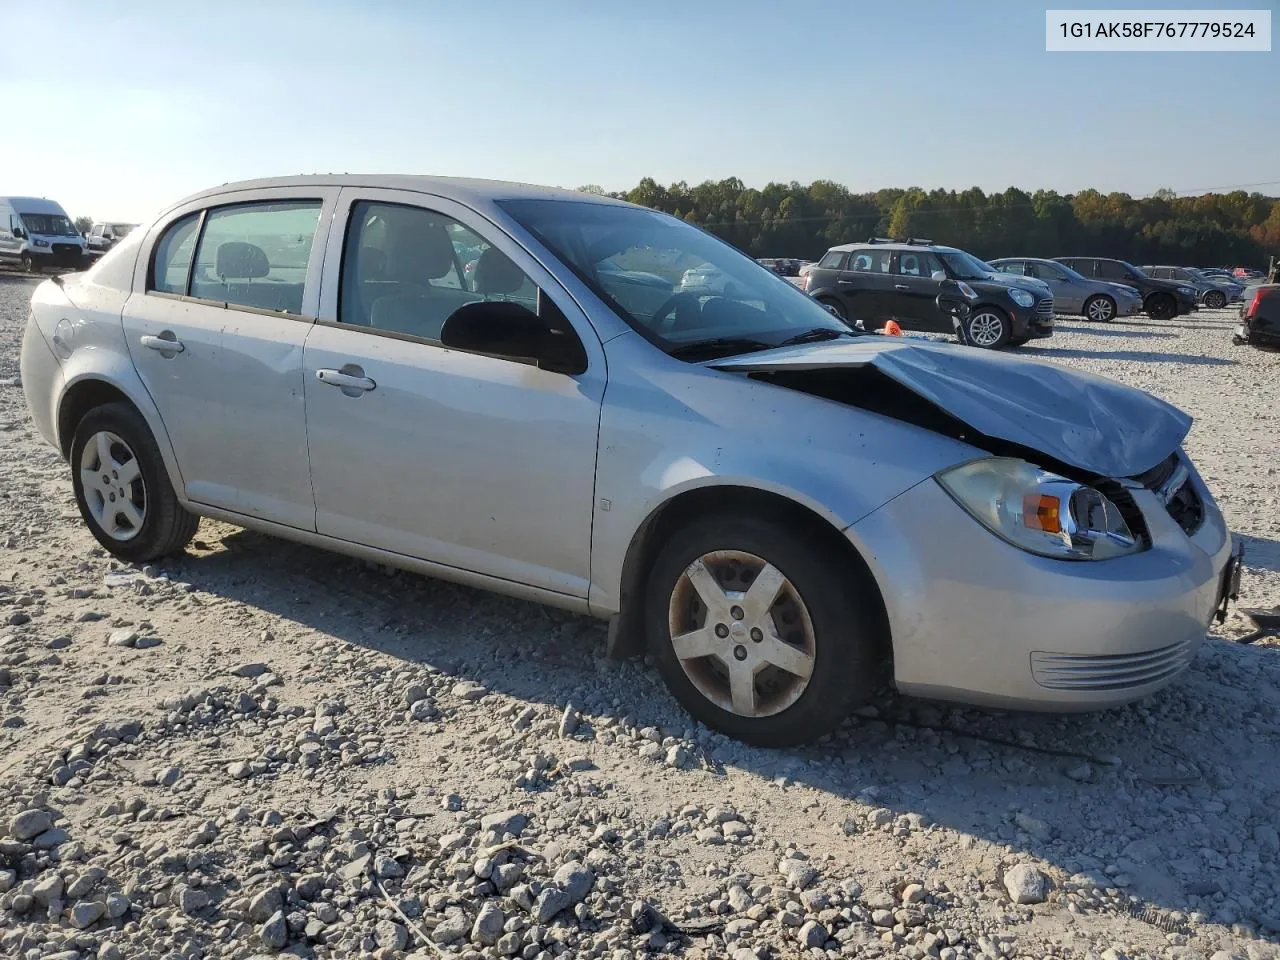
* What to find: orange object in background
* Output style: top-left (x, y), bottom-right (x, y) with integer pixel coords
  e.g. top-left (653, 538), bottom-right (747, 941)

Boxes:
top-left (882, 319), bottom-right (903, 336)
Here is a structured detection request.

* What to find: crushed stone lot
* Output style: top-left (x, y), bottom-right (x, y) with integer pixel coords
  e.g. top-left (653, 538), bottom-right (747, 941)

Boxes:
top-left (0, 271), bottom-right (1278, 960)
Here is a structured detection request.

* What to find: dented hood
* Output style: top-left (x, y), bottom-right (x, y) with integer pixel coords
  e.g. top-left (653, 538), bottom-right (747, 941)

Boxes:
top-left (707, 338), bottom-right (1190, 477)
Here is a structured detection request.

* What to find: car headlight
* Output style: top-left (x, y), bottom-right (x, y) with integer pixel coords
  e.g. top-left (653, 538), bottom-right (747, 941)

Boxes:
top-left (1177, 286), bottom-right (1195, 297)
top-left (1008, 288), bottom-right (1036, 308)
top-left (936, 458), bottom-right (1142, 561)
top-left (33, 239), bottom-right (50, 248)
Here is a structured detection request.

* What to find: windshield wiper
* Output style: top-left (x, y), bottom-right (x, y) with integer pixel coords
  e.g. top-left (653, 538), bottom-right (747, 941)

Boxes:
top-left (777, 327), bottom-right (858, 346)
top-left (668, 337), bottom-right (775, 360)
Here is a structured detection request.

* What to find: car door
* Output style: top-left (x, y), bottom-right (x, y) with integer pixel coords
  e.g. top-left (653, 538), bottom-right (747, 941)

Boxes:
top-left (0, 209), bottom-right (21, 259)
top-left (303, 188), bottom-right (605, 599)
top-left (122, 186), bottom-right (338, 529)
top-left (837, 247), bottom-right (896, 329)
top-left (1029, 261), bottom-right (1083, 313)
top-left (891, 249), bottom-right (950, 331)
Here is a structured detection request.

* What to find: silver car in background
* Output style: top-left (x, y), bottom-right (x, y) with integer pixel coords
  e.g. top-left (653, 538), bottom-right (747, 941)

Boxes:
top-left (20, 176), bottom-right (1238, 745)
top-left (990, 257), bottom-right (1143, 322)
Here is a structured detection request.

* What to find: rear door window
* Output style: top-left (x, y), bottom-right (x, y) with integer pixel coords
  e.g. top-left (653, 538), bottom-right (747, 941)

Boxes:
top-left (149, 213), bottom-right (201, 295)
top-left (849, 249), bottom-right (892, 273)
top-left (1096, 260), bottom-right (1128, 281)
top-left (896, 251), bottom-right (944, 278)
top-left (189, 201), bottom-right (322, 315)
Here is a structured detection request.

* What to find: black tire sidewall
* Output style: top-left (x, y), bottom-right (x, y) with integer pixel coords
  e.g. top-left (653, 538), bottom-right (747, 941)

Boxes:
top-left (1147, 294), bottom-right (1175, 320)
top-left (1206, 291), bottom-right (1226, 309)
top-left (70, 404), bottom-right (182, 562)
top-left (643, 514), bottom-right (884, 746)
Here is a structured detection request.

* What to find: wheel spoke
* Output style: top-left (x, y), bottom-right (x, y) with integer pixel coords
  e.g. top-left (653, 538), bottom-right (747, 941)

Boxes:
top-left (95, 432), bottom-right (114, 471)
top-left (743, 562), bottom-right (786, 620)
top-left (683, 559), bottom-right (729, 616)
top-left (115, 457), bottom-right (141, 485)
top-left (671, 625), bottom-right (720, 662)
top-left (728, 661), bottom-right (757, 716)
top-left (118, 501), bottom-right (144, 530)
top-left (759, 635), bottom-right (814, 679)
top-left (79, 469), bottom-right (101, 493)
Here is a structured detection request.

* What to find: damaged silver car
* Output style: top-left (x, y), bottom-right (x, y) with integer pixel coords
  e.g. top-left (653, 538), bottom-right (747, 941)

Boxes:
top-left (20, 176), bottom-right (1241, 746)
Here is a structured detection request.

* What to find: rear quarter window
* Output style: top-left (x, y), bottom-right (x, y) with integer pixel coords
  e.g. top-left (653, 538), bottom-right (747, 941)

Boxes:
top-left (817, 250), bottom-right (847, 269)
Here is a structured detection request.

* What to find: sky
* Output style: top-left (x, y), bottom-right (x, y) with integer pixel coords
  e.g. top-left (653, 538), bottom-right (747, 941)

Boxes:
top-left (2, 0), bottom-right (1276, 223)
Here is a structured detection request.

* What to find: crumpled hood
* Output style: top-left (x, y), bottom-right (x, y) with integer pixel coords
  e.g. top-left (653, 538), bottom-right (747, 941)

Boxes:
top-left (708, 338), bottom-right (1190, 477)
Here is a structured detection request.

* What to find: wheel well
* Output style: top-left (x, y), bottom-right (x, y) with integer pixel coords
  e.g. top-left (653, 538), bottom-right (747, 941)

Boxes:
top-left (57, 380), bottom-right (133, 458)
top-left (609, 485), bottom-right (891, 661)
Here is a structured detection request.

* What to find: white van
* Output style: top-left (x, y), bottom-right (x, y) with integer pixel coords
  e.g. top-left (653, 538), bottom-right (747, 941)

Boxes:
top-left (0, 197), bottom-right (88, 272)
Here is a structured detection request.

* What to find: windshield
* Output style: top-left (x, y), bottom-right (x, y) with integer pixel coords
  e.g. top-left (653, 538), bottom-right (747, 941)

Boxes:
top-left (499, 199), bottom-right (855, 357)
top-left (20, 213), bottom-right (78, 237)
top-left (108, 224), bottom-right (136, 238)
top-left (936, 250), bottom-right (993, 281)
top-left (1120, 261), bottom-right (1148, 279)
top-left (1041, 260), bottom-right (1085, 281)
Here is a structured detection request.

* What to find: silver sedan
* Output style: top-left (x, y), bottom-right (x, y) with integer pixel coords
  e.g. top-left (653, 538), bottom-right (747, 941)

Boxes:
top-left (20, 176), bottom-right (1238, 745)
top-left (990, 257), bottom-right (1144, 322)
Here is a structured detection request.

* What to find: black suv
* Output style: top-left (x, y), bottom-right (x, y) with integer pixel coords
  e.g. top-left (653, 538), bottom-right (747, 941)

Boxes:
top-left (803, 239), bottom-right (1054, 348)
top-left (1052, 258), bottom-right (1199, 320)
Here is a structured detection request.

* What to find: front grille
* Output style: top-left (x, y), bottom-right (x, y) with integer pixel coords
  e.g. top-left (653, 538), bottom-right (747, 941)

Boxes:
top-left (1034, 298), bottom-right (1054, 318)
top-left (1129, 453), bottom-right (1203, 536)
top-left (51, 244), bottom-right (83, 264)
top-left (1031, 640), bottom-right (1195, 691)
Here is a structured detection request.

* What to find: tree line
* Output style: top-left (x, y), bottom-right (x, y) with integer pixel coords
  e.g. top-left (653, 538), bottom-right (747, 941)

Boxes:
top-left (578, 179), bottom-right (1280, 267)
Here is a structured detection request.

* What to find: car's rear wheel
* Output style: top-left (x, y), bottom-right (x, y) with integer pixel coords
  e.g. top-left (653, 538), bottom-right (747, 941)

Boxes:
top-left (964, 307), bottom-right (1011, 348)
top-left (816, 296), bottom-right (846, 320)
top-left (1204, 290), bottom-right (1227, 309)
top-left (644, 513), bottom-right (885, 746)
top-left (20, 253), bottom-right (36, 274)
top-left (1146, 293), bottom-right (1176, 321)
top-left (1083, 295), bottom-right (1116, 323)
top-left (70, 403), bottom-right (199, 563)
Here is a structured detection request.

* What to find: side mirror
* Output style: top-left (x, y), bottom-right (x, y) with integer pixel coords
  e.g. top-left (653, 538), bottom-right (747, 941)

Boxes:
top-left (440, 300), bottom-right (587, 375)
top-left (930, 270), bottom-right (947, 282)
top-left (12, 227), bottom-right (25, 240)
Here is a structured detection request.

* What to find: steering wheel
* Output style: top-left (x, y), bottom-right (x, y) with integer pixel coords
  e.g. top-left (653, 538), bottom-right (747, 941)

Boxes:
top-left (650, 292), bottom-right (702, 335)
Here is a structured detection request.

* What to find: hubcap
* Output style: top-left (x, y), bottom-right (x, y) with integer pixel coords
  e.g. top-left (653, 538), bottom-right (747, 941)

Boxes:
top-left (1088, 298), bottom-right (1113, 321)
top-left (1207, 292), bottom-right (1225, 308)
top-left (79, 431), bottom-right (146, 541)
top-left (667, 550), bottom-right (816, 718)
top-left (968, 311), bottom-right (1004, 346)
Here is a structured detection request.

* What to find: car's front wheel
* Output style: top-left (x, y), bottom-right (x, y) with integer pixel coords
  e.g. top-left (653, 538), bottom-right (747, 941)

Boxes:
top-left (1083, 294), bottom-right (1116, 323)
top-left (1204, 290), bottom-right (1227, 309)
top-left (644, 513), bottom-right (885, 746)
top-left (70, 402), bottom-right (199, 563)
top-left (964, 307), bottom-right (1011, 348)
top-left (1146, 293), bottom-right (1176, 321)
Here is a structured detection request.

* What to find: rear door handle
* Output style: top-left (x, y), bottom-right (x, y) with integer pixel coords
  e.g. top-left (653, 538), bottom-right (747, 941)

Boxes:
top-left (316, 367), bottom-right (376, 393)
top-left (140, 333), bottom-right (184, 354)
top-left (894, 284), bottom-right (910, 291)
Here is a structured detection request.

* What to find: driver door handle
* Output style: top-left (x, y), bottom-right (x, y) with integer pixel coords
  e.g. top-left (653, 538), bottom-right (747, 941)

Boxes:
top-left (316, 368), bottom-right (376, 392)
top-left (894, 283), bottom-right (910, 291)
top-left (140, 334), bottom-right (184, 354)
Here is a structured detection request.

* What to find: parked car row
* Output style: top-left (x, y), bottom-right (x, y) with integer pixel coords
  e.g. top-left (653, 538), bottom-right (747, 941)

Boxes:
top-left (1140, 265), bottom-right (1244, 308)
top-left (18, 173), bottom-right (1239, 744)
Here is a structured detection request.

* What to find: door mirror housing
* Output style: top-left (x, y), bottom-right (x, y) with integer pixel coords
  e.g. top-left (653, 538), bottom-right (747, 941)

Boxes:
top-left (439, 299), bottom-right (587, 375)
top-left (12, 227), bottom-right (25, 240)
top-left (930, 270), bottom-right (947, 282)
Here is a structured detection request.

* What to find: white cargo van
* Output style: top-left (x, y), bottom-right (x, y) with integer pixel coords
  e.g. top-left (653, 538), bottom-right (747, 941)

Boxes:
top-left (0, 197), bottom-right (87, 272)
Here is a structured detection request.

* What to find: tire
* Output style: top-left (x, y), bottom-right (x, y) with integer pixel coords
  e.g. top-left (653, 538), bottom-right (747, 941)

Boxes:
top-left (1145, 293), bottom-right (1176, 321)
top-left (70, 402), bottom-right (199, 563)
top-left (1204, 290), bottom-right (1227, 309)
top-left (20, 253), bottom-right (36, 274)
top-left (644, 513), bottom-right (886, 746)
top-left (1083, 294), bottom-right (1116, 323)
top-left (964, 307), bottom-right (1011, 349)
top-left (816, 296), bottom-right (846, 320)
top-left (1008, 335), bottom-right (1031, 347)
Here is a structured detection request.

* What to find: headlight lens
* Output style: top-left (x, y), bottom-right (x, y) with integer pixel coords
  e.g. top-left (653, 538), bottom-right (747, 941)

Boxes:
top-left (33, 239), bottom-right (50, 248)
top-left (936, 458), bottom-right (1142, 561)
top-left (1008, 288), bottom-right (1036, 308)
top-left (1177, 286), bottom-right (1195, 297)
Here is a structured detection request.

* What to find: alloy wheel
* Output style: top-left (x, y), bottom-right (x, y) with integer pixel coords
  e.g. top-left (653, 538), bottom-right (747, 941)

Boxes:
top-left (78, 431), bottom-right (147, 541)
top-left (667, 550), bottom-right (816, 718)
top-left (1087, 297), bottom-right (1114, 322)
top-left (967, 310), bottom-right (1006, 347)
top-left (1205, 290), bottom-right (1226, 309)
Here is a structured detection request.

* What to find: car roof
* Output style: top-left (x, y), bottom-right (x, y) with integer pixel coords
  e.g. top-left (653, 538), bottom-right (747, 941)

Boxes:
top-left (164, 174), bottom-right (633, 217)
top-left (827, 242), bottom-right (961, 254)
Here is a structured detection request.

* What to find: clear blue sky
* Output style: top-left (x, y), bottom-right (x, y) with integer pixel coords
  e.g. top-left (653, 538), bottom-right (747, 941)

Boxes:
top-left (2, 0), bottom-right (1276, 222)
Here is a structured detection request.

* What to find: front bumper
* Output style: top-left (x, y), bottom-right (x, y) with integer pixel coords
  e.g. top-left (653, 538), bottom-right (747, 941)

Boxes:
top-left (26, 245), bottom-right (85, 268)
top-left (1116, 298), bottom-right (1142, 316)
top-left (1010, 303), bottom-right (1054, 340)
top-left (848, 458), bottom-right (1231, 710)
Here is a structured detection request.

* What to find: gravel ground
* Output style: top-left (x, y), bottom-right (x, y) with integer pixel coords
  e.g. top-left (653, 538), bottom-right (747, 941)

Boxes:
top-left (0, 272), bottom-right (1278, 960)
